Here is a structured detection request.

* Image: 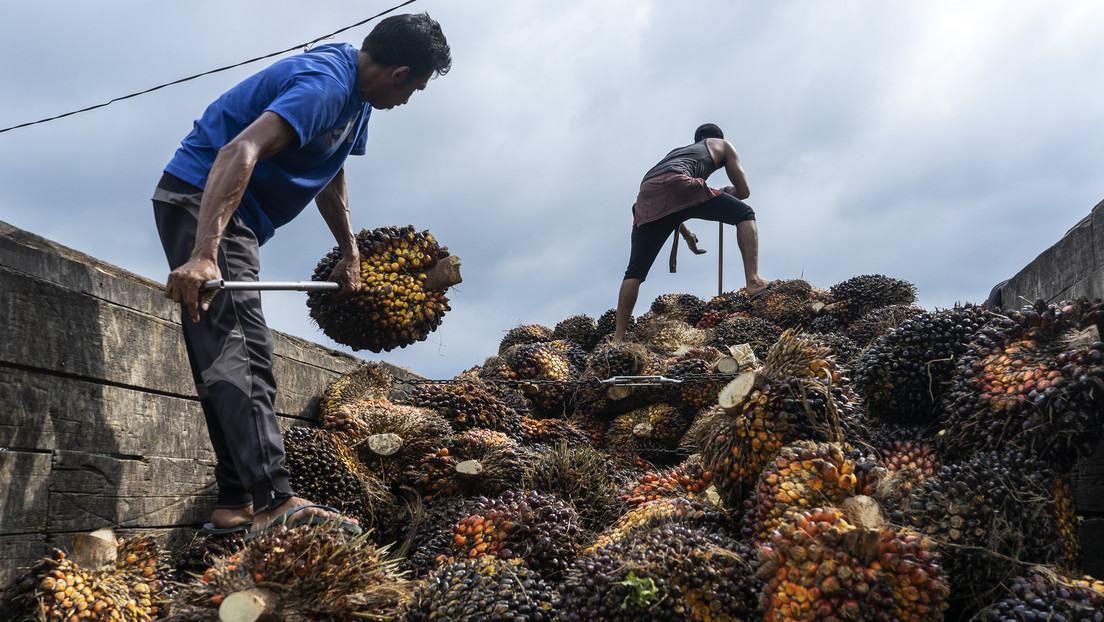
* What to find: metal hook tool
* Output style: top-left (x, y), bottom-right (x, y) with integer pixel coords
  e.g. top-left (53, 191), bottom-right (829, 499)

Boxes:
top-left (200, 279), bottom-right (341, 292)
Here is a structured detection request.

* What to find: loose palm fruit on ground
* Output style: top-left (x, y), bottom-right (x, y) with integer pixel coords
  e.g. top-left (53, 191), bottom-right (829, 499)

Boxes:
top-left (756, 507), bottom-right (948, 622)
top-left (827, 274), bottom-right (918, 324)
top-left (167, 524), bottom-right (411, 621)
top-left (855, 304), bottom-right (993, 426)
top-left (307, 225), bottom-right (452, 353)
top-left (317, 361), bottom-right (392, 426)
top-left (552, 314), bottom-right (601, 351)
top-left (900, 449), bottom-right (1065, 616)
top-left (940, 298), bottom-right (1104, 472)
top-left (979, 568), bottom-right (1104, 622)
top-left (708, 314), bottom-right (783, 358)
top-left (403, 556), bottom-right (558, 622)
top-left (446, 490), bottom-right (581, 580)
top-left (406, 380), bottom-right (520, 433)
top-left (498, 323), bottom-right (553, 355)
top-left (559, 524), bottom-right (759, 622)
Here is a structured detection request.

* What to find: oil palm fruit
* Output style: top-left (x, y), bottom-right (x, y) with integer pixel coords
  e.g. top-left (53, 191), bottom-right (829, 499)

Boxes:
top-left (11, 537), bottom-right (171, 622)
top-left (502, 342), bottom-right (577, 417)
top-left (606, 403), bottom-right (693, 466)
top-left (708, 314), bottom-right (783, 358)
top-left (615, 454), bottom-right (713, 512)
top-left (406, 381), bottom-right (520, 434)
top-left (559, 524), bottom-right (759, 622)
top-left (317, 361), bottom-right (392, 425)
top-left (307, 225), bottom-right (451, 352)
top-left (595, 308), bottom-right (635, 341)
top-left (398, 495), bottom-right (479, 579)
top-left (855, 304), bottom-right (993, 426)
top-left (447, 490), bottom-right (581, 579)
top-left (980, 568), bottom-right (1104, 622)
top-left (940, 298), bottom-right (1104, 472)
top-left (522, 442), bottom-right (625, 532)
top-left (756, 507), bottom-right (948, 622)
top-left (403, 556), bottom-right (558, 622)
top-left (587, 497), bottom-right (730, 555)
top-left (751, 279), bottom-right (831, 330)
top-left (168, 524), bottom-right (411, 621)
top-left (899, 449), bottom-right (1064, 616)
top-left (843, 303), bottom-right (926, 349)
top-left (703, 290), bottom-right (753, 320)
top-left (498, 324), bottom-right (553, 355)
top-left (553, 314), bottom-right (601, 351)
top-left (515, 416), bottom-right (591, 447)
top-left (828, 274), bottom-right (918, 324)
top-left (649, 293), bottom-right (707, 326)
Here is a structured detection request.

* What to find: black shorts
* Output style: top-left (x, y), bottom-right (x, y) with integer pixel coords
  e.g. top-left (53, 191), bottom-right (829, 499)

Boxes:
top-left (623, 192), bottom-right (755, 281)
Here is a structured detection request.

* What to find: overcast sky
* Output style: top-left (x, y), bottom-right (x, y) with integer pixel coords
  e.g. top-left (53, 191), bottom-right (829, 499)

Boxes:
top-left (2, 1), bottom-right (1103, 380)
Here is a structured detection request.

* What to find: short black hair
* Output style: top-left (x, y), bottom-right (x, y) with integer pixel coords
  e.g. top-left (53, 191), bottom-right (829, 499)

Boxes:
top-left (361, 12), bottom-right (452, 80)
top-left (694, 123), bottom-right (724, 142)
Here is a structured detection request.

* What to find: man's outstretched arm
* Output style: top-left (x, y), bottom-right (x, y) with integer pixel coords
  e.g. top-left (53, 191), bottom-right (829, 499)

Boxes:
top-left (315, 167), bottom-right (362, 296)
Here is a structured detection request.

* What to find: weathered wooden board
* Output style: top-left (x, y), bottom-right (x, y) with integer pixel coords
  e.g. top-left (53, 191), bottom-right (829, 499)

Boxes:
top-left (0, 450), bottom-right (51, 534)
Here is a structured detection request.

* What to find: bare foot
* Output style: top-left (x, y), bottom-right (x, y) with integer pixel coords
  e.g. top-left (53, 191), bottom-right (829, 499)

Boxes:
top-left (250, 497), bottom-right (360, 532)
top-left (210, 504), bottom-right (253, 529)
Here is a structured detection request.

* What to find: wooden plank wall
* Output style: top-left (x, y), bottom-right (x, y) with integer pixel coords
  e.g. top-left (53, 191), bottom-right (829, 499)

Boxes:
top-left (0, 221), bottom-right (419, 589)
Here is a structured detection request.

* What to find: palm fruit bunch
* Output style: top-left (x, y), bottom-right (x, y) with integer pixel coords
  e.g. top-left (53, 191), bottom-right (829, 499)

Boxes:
top-left (665, 354), bottom-right (724, 411)
top-left (502, 343), bottom-right (577, 417)
top-left (615, 454), bottom-right (713, 512)
top-left (756, 507), bottom-right (948, 622)
top-left (167, 524), bottom-right (412, 621)
top-left (740, 441), bottom-right (867, 547)
top-left (398, 495), bottom-right (479, 579)
top-left (649, 292), bottom-right (707, 326)
top-left (808, 331), bottom-right (861, 370)
top-left (317, 361), bottom-right (392, 426)
top-left (868, 427), bottom-right (942, 518)
top-left (448, 427), bottom-right (518, 454)
top-left (498, 323), bottom-right (553, 355)
top-left (552, 314), bottom-right (601, 352)
top-left (595, 307), bottom-right (635, 341)
top-left (899, 449), bottom-right (1065, 615)
top-left (282, 426), bottom-right (396, 533)
top-left (477, 354), bottom-right (517, 382)
top-left (842, 303), bottom-right (926, 349)
top-left (605, 402), bottom-right (693, 466)
top-left (515, 416), bottom-right (591, 447)
top-left (700, 290), bottom-right (753, 325)
top-left (405, 380), bottom-right (520, 433)
top-left (708, 314), bottom-right (783, 358)
top-left (9, 536), bottom-right (171, 622)
top-left (447, 490), bottom-right (581, 579)
top-left (327, 400), bottom-right (453, 486)
top-left (307, 225), bottom-right (451, 352)
top-left (751, 279), bottom-right (831, 330)
top-left (558, 524), bottom-right (759, 622)
top-left (521, 442), bottom-right (625, 531)
top-left (574, 342), bottom-right (650, 415)
top-left (940, 298), bottom-right (1104, 471)
top-left (408, 440), bottom-right (535, 502)
top-left (827, 274), bottom-right (918, 324)
top-left (545, 338), bottom-right (588, 374)
top-left (586, 497), bottom-right (730, 554)
top-left (403, 556), bottom-right (559, 622)
top-left (854, 304), bottom-right (993, 426)
top-left (633, 317), bottom-right (710, 355)
top-left (1050, 476), bottom-right (1082, 566)
top-left (171, 532), bottom-right (245, 585)
top-left (978, 568), bottom-right (1104, 622)
top-left (698, 331), bottom-right (864, 508)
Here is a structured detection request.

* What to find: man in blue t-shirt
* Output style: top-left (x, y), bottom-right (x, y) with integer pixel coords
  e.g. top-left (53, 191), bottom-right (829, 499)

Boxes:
top-left (153, 13), bottom-right (450, 537)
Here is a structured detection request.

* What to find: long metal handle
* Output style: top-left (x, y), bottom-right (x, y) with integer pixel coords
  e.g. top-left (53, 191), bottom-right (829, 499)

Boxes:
top-left (201, 279), bottom-right (341, 292)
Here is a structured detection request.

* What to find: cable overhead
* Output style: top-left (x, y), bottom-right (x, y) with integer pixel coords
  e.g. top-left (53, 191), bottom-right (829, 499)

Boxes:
top-left (0, 0), bottom-right (417, 135)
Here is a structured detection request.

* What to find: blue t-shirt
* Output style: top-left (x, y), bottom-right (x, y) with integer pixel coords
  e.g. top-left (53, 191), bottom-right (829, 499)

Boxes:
top-left (165, 43), bottom-right (372, 245)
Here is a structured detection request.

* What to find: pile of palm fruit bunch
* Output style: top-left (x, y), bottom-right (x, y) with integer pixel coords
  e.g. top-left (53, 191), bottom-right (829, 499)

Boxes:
top-left (306, 224), bottom-right (455, 353)
top-left (7, 534), bottom-right (171, 622)
top-left (21, 273), bottom-right (1104, 622)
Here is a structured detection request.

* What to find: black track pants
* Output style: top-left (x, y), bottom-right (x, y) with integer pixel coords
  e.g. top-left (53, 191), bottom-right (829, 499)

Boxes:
top-left (152, 173), bottom-right (293, 513)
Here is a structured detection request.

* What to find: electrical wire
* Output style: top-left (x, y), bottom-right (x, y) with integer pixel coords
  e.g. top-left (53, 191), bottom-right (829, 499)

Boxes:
top-left (0, 0), bottom-right (417, 135)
